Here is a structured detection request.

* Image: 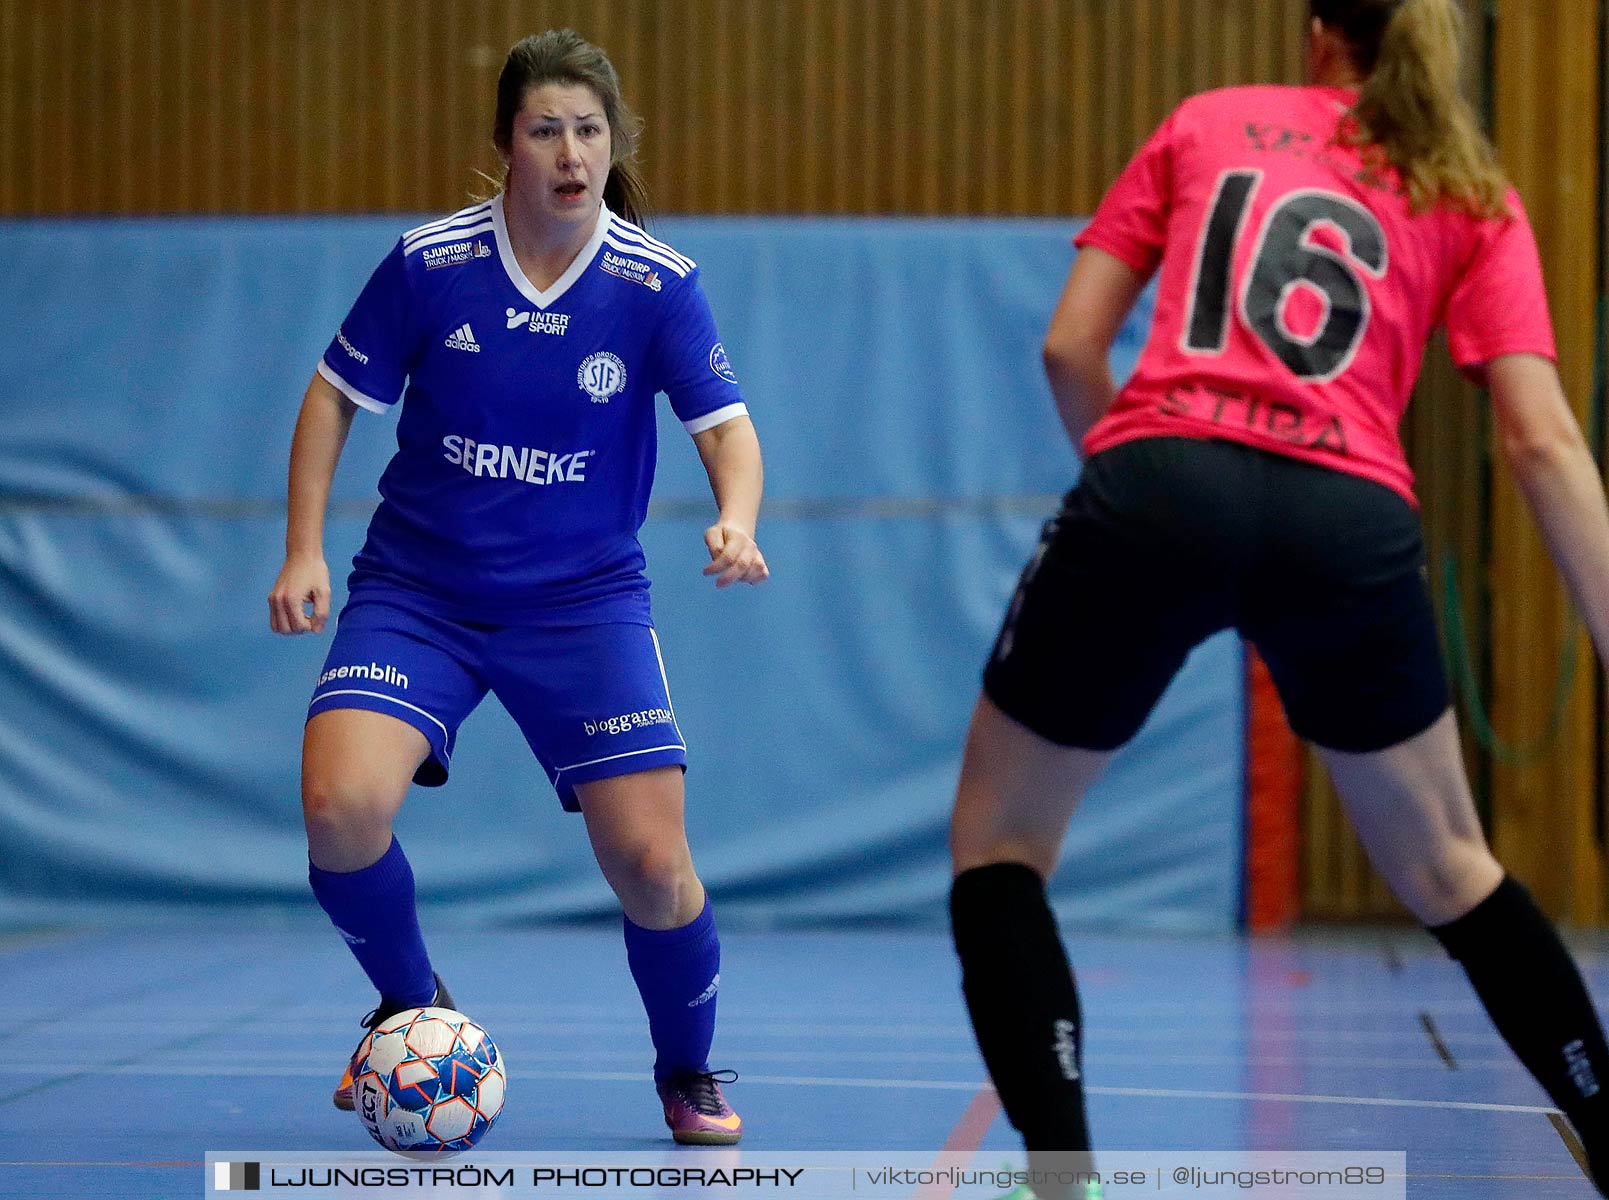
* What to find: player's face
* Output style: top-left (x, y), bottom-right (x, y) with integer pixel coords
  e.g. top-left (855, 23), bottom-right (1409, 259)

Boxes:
top-left (504, 82), bottom-right (612, 230)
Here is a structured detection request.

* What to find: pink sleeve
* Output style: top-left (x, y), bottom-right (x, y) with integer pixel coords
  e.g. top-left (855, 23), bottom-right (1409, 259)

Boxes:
top-left (1445, 193), bottom-right (1556, 369)
top-left (1073, 108), bottom-right (1178, 276)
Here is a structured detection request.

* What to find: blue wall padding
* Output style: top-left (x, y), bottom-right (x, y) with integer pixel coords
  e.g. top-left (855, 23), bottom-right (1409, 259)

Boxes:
top-left (0, 216), bottom-right (1242, 930)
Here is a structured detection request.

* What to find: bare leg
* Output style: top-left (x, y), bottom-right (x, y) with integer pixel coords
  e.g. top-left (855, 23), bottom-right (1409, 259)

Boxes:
top-left (577, 765), bottom-right (704, 929)
top-left (950, 695), bottom-right (1113, 877)
top-left (1317, 709), bottom-right (1502, 924)
top-left (302, 708), bottom-right (429, 871)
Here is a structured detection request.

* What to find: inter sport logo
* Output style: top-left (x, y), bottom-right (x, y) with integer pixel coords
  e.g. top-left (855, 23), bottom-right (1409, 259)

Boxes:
top-left (505, 308), bottom-right (570, 335)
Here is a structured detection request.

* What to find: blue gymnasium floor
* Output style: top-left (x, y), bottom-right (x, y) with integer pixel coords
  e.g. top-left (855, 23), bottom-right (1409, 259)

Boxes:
top-left (3, 921), bottom-right (1604, 1199)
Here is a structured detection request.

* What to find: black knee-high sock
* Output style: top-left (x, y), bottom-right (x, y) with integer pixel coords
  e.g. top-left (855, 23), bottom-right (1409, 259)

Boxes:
top-left (951, 862), bottom-right (1090, 1152)
top-left (1430, 876), bottom-right (1609, 1186)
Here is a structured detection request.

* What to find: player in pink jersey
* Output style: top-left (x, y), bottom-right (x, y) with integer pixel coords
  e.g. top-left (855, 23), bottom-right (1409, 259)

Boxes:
top-left (948, 1), bottom-right (1609, 1194)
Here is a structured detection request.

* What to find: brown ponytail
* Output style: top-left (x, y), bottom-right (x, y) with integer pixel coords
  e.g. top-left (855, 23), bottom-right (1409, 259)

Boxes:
top-left (1314, 0), bottom-right (1511, 217)
top-left (492, 29), bottom-right (650, 226)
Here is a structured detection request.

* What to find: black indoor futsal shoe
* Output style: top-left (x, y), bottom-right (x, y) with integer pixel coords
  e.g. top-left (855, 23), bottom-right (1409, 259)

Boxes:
top-left (332, 973), bottom-right (455, 1111)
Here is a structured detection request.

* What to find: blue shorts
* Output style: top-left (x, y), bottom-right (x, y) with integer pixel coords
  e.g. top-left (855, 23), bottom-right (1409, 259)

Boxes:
top-left (307, 596), bottom-right (687, 811)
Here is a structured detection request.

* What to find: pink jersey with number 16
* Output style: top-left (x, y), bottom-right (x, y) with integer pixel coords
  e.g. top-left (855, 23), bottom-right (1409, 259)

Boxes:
top-left (1077, 84), bottom-right (1555, 505)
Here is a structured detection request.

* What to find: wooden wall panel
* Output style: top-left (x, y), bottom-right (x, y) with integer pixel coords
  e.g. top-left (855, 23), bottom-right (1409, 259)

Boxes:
top-left (0, 3), bottom-right (14, 214)
top-left (11, 0), bottom-right (1608, 922)
top-left (1305, 0), bottom-right (1606, 925)
top-left (1488, 0), bottom-right (1604, 923)
top-left (2, 0), bottom-right (1307, 217)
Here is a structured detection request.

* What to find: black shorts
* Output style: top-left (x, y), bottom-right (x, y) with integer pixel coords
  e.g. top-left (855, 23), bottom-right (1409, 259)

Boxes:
top-left (983, 437), bottom-right (1450, 753)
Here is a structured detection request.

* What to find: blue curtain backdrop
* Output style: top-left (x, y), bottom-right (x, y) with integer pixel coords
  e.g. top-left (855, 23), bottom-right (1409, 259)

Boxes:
top-left (0, 215), bottom-right (1242, 929)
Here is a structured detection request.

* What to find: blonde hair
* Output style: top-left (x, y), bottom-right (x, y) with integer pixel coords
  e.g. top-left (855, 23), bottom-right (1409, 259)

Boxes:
top-left (1315, 0), bottom-right (1511, 217)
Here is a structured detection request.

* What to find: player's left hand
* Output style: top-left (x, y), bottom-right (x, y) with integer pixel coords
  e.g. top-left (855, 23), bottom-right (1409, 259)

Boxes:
top-left (703, 523), bottom-right (769, 588)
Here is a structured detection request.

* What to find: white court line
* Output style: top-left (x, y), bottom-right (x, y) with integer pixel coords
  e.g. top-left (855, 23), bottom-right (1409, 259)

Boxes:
top-left (724, 1076), bottom-right (1560, 1116)
top-left (0, 1161), bottom-right (194, 1167)
top-left (1086, 1084), bottom-right (1556, 1115)
top-left (27, 1062), bottom-right (1560, 1115)
top-left (170, 1047), bottom-right (1531, 1072)
top-left (550, 1071), bottom-right (1562, 1115)
top-left (26, 1020), bottom-right (1511, 1047)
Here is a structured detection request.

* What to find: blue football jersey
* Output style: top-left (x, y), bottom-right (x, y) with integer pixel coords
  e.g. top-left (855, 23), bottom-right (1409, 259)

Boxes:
top-left (316, 197), bottom-right (748, 623)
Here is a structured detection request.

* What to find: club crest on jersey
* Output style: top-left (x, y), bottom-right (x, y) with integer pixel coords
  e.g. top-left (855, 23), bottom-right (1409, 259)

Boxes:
top-left (709, 342), bottom-right (737, 383)
top-left (577, 352), bottom-right (627, 404)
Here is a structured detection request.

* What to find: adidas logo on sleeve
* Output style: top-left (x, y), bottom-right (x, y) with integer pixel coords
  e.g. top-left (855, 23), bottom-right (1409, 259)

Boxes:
top-left (444, 323), bottom-right (481, 353)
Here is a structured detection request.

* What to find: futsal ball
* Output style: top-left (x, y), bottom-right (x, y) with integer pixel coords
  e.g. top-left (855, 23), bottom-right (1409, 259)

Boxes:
top-left (353, 1006), bottom-right (506, 1155)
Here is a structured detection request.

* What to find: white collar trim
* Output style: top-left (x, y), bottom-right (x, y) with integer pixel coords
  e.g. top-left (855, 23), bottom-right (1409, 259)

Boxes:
top-left (491, 194), bottom-right (610, 310)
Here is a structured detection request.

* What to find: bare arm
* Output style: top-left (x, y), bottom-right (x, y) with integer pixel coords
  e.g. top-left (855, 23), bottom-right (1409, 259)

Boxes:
top-left (1488, 353), bottom-right (1609, 665)
top-left (268, 372), bottom-right (359, 633)
top-left (689, 414), bottom-right (769, 588)
top-left (1042, 246), bottom-right (1150, 447)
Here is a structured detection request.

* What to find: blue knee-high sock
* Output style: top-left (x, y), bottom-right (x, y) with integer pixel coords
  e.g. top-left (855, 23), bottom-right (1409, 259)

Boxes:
top-left (308, 836), bottom-right (436, 1009)
top-left (623, 896), bottom-right (721, 1081)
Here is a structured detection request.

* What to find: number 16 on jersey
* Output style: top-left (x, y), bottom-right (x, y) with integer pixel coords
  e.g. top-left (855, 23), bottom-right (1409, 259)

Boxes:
top-left (1183, 169), bottom-right (1388, 383)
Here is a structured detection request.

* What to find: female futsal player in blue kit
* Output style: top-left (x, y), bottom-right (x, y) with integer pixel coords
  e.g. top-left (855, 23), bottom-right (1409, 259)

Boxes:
top-left (268, 30), bottom-right (765, 1145)
top-left (950, 0), bottom-right (1609, 1193)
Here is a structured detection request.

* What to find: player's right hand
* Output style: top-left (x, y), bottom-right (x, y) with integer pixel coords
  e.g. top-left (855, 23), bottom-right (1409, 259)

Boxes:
top-left (269, 555), bottom-right (332, 634)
